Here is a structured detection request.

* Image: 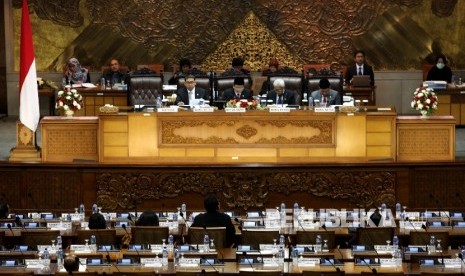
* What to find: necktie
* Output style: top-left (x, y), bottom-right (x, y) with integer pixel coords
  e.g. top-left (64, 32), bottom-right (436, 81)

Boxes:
top-left (322, 96), bottom-right (327, 106)
top-left (235, 93), bottom-right (240, 99)
top-left (358, 67), bottom-right (362, 75)
top-left (277, 95), bottom-right (283, 104)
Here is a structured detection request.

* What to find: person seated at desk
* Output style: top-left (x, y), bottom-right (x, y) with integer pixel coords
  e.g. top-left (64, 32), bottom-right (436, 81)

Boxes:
top-left (260, 58), bottom-right (279, 95)
top-left (0, 201), bottom-right (9, 219)
top-left (102, 58), bottom-right (128, 85)
top-left (427, 54), bottom-right (453, 83)
top-left (345, 50), bottom-right (375, 86)
top-left (169, 58), bottom-right (192, 85)
top-left (64, 57), bottom-right (91, 85)
top-left (88, 213), bottom-right (107, 229)
top-left (310, 78), bottom-right (342, 106)
top-left (191, 194), bottom-right (236, 248)
top-left (222, 77), bottom-right (252, 101)
top-left (227, 57), bottom-right (250, 76)
top-left (266, 78), bottom-right (296, 105)
top-left (174, 74), bottom-right (208, 106)
top-left (136, 210), bottom-right (159, 226)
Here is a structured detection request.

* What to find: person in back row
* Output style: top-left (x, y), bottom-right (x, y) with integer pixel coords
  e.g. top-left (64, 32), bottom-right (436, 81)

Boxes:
top-left (191, 194), bottom-right (236, 248)
top-left (266, 78), bottom-right (296, 105)
top-left (136, 210), bottom-right (160, 226)
top-left (427, 54), bottom-right (453, 83)
top-left (64, 57), bottom-right (91, 85)
top-left (310, 78), bottom-right (342, 106)
top-left (345, 50), bottom-right (375, 86)
top-left (88, 213), bottom-right (107, 229)
top-left (222, 77), bottom-right (252, 101)
top-left (102, 58), bottom-right (128, 85)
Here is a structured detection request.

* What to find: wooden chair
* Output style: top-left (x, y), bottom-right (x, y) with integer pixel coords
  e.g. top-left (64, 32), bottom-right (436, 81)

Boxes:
top-left (127, 74), bottom-right (164, 106)
top-left (240, 229), bottom-right (280, 248)
top-left (20, 230), bottom-right (60, 247)
top-left (130, 226), bottom-right (169, 245)
top-left (239, 271), bottom-right (282, 276)
top-left (0, 230), bottom-right (4, 249)
top-left (76, 229), bottom-right (116, 246)
top-left (188, 227), bottom-right (226, 248)
top-left (295, 230), bottom-right (336, 250)
top-left (357, 227), bottom-right (395, 246)
top-left (137, 64), bottom-right (164, 73)
top-left (422, 64), bottom-right (434, 81)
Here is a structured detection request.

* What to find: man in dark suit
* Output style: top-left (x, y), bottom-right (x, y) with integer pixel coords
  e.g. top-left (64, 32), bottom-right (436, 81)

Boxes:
top-left (175, 74), bottom-right (208, 106)
top-left (191, 194), bottom-right (236, 248)
top-left (345, 50), bottom-right (375, 86)
top-left (266, 78), bottom-right (296, 105)
top-left (222, 77), bottom-right (252, 101)
top-left (102, 58), bottom-right (128, 85)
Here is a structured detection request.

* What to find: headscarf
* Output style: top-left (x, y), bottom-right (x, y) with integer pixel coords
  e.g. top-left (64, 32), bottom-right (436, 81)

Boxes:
top-left (66, 58), bottom-right (88, 83)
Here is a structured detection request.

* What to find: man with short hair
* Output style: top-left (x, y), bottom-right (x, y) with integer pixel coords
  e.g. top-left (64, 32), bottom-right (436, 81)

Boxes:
top-left (310, 78), bottom-right (342, 106)
top-left (191, 194), bottom-right (236, 248)
top-left (266, 78), bottom-right (296, 105)
top-left (175, 74), bottom-right (208, 106)
top-left (103, 58), bottom-right (128, 85)
top-left (222, 77), bottom-right (252, 101)
top-left (345, 50), bottom-right (375, 86)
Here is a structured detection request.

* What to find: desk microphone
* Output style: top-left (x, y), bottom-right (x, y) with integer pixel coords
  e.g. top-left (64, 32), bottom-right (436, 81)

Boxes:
top-left (7, 223), bottom-right (25, 264)
top-left (324, 257), bottom-right (341, 272)
top-left (122, 224), bottom-right (140, 261)
top-left (359, 256), bottom-right (377, 274)
top-left (92, 229), bottom-right (120, 273)
top-left (458, 253), bottom-right (465, 267)
top-left (242, 251), bottom-right (255, 271)
top-left (200, 256), bottom-right (219, 272)
top-left (321, 224), bottom-right (345, 267)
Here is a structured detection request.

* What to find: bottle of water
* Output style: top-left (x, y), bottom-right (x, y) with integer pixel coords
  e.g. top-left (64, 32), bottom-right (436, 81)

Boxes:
top-left (168, 234), bottom-right (174, 252)
top-left (395, 248), bottom-right (402, 265)
top-left (308, 97), bottom-right (314, 110)
top-left (279, 234), bottom-right (285, 246)
top-left (204, 234), bottom-right (210, 252)
top-left (395, 203), bottom-right (401, 219)
top-left (278, 245), bottom-right (285, 265)
top-left (57, 235), bottom-right (62, 249)
top-left (162, 246), bottom-right (168, 266)
top-left (181, 203), bottom-right (186, 216)
top-left (173, 211), bottom-right (178, 224)
top-left (79, 203), bottom-right (85, 214)
top-left (280, 202), bottom-right (286, 227)
top-left (393, 235), bottom-right (399, 248)
top-left (92, 204), bottom-right (98, 214)
top-left (42, 248), bottom-right (49, 259)
top-left (57, 247), bottom-right (64, 269)
top-left (100, 77), bottom-right (105, 90)
top-left (381, 203), bottom-right (386, 212)
top-left (292, 246), bottom-right (298, 266)
top-left (429, 235), bottom-right (436, 253)
top-left (66, 213), bottom-right (71, 222)
top-left (156, 96), bottom-right (162, 109)
top-left (90, 235), bottom-right (96, 245)
top-left (293, 202), bottom-right (299, 227)
top-left (316, 235), bottom-right (322, 253)
top-left (174, 248), bottom-right (179, 266)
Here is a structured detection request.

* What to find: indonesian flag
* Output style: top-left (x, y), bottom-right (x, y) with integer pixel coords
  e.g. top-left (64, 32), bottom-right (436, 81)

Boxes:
top-left (19, 0), bottom-right (40, 132)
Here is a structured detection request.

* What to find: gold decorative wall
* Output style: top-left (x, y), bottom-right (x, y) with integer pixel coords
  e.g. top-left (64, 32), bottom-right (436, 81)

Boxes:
top-left (12, 0), bottom-right (465, 72)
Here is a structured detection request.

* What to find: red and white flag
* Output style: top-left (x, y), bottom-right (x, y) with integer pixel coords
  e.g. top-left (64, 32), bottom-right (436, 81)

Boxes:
top-left (19, 0), bottom-right (40, 132)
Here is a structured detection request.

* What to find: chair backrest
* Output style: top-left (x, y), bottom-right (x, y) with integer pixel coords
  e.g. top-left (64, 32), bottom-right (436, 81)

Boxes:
top-left (128, 74), bottom-right (163, 106)
top-left (409, 231), bottom-right (449, 248)
top-left (215, 76), bottom-right (251, 99)
top-left (422, 64), bottom-right (434, 81)
top-left (357, 227), bottom-right (395, 246)
top-left (240, 230), bottom-right (280, 248)
top-left (20, 230), bottom-right (60, 247)
top-left (307, 75), bottom-right (344, 94)
top-left (188, 227), bottom-right (226, 248)
top-left (76, 229), bottom-right (116, 246)
top-left (136, 64), bottom-right (164, 73)
top-left (295, 230), bottom-right (336, 250)
top-left (239, 271), bottom-right (282, 276)
top-left (268, 74), bottom-right (303, 104)
top-left (177, 76), bottom-right (212, 97)
top-left (101, 65), bottom-right (130, 74)
top-left (131, 226), bottom-right (169, 245)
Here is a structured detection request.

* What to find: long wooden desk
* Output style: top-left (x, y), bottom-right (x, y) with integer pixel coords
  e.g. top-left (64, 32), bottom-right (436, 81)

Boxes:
top-left (435, 85), bottom-right (465, 125)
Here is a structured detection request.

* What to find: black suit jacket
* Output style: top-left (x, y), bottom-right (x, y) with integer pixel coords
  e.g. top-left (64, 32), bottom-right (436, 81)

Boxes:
top-left (174, 87), bottom-right (208, 105)
top-left (222, 88), bottom-right (253, 101)
top-left (266, 89), bottom-right (296, 105)
top-left (191, 211), bottom-right (236, 247)
top-left (345, 64), bottom-right (375, 86)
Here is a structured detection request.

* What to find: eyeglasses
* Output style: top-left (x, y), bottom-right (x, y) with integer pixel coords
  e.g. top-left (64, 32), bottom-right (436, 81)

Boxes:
top-left (110, 63), bottom-right (119, 66)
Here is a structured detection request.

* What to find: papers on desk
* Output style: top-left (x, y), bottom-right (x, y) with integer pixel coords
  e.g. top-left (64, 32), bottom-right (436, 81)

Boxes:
top-left (163, 85), bottom-right (178, 91)
top-left (65, 83), bottom-right (97, 89)
top-left (25, 259), bottom-right (50, 269)
top-left (297, 257), bottom-right (320, 266)
top-left (140, 258), bottom-right (163, 267)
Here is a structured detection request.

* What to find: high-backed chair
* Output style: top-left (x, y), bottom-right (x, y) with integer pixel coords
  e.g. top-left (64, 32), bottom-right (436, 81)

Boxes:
top-left (307, 74), bottom-right (344, 96)
top-left (268, 74), bottom-right (304, 104)
top-left (131, 226), bottom-right (169, 245)
top-left (295, 230), bottom-right (336, 250)
top-left (76, 229), bottom-right (116, 246)
top-left (188, 227), bottom-right (227, 248)
top-left (177, 76), bottom-right (212, 99)
top-left (357, 227), bottom-right (395, 246)
top-left (127, 74), bottom-right (163, 106)
top-left (0, 231), bottom-right (4, 249)
top-left (101, 65), bottom-right (130, 75)
top-left (215, 76), bottom-right (251, 100)
top-left (240, 230), bottom-right (280, 248)
top-left (136, 64), bottom-right (164, 73)
top-left (20, 230), bottom-right (60, 247)
top-left (422, 64), bottom-right (434, 81)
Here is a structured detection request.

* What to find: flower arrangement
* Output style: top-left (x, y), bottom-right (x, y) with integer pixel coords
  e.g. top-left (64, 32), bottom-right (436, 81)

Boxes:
top-left (55, 89), bottom-right (83, 112)
top-left (37, 77), bottom-right (58, 90)
top-left (226, 99), bottom-right (261, 110)
top-left (410, 86), bottom-right (438, 116)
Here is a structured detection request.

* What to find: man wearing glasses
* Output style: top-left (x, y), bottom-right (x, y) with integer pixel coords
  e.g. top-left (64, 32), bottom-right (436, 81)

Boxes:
top-left (175, 75), bottom-right (208, 106)
top-left (103, 58), bottom-right (128, 85)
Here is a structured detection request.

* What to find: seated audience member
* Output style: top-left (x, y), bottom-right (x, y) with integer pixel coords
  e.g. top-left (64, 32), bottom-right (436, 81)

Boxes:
top-left (266, 78), bottom-right (296, 105)
top-left (64, 57), bottom-right (91, 84)
top-left (169, 58), bottom-right (192, 85)
top-left (225, 57), bottom-right (250, 76)
top-left (345, 50), bottom-right (375, 86)
top-left (102, 58), bottom-right (128, 85)
top-left (310, 78), bottom-right (342, 106)
top-left (427, 54), bottom-right (453, 83)
top-left (174, 74), bottom-right (209, 106)
top-left (191, 194), bottom-right (236, 247)
top-left (136, 210), bottom-right (160, 226)
top-left (222, 77), bottom-right (252, 101)
top-left (64, 256), bottom-right (79, 274)
top-left (260, 58), bottom-right (279, 95)
top-left (0, 201), bottom-right (9, 219)
top-left (88, 213), bottom-right (107, 229)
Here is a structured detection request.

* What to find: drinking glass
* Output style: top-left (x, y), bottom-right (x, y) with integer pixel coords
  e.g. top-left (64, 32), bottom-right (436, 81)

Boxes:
top-left (51, 240), bottom-right (56, 250)
top-left (436, 240), bottom-right (442, 252)
top-left (322, 240), bottom-right (329, 252)
top-left (84, 239), bottom-right (89, 249)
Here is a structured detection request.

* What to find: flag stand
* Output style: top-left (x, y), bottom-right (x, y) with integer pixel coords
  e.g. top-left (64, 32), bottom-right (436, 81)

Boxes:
top-left (9, 121), bottom-right (41, 161)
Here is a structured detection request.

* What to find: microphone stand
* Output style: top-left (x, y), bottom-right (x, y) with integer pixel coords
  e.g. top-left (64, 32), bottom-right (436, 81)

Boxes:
top-left (360, 256), bottom-right (378, 274)
top-left (324, 257), bottom-right (341, 273)
top-left (122, 224), bottom-right (141, 263)
top-left (200, 256), bottom-right (219, 272)
top-left (242, 251), bottom-right (255, 272)
top-left (321, 224), bottom-right (345, 270)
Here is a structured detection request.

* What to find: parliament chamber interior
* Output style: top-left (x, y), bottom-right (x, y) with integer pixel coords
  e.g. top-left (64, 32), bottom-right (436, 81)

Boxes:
top-left (1, 0), bottom-right (465, 274)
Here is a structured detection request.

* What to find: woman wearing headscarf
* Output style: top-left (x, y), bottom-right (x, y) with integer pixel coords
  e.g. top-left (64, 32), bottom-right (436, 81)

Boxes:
top-left (64, 57), bottom-right (91, 84)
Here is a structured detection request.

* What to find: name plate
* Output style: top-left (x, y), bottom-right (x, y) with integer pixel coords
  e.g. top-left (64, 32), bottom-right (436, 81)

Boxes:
top-left (299, 221), bottom-right (319, 229)
top-left (374, 245), bottom-right (396, 253)
top-left (157, 107), bottom-right (178, 112)
top-left (377, 107), bottom-right (391, 111)
top-left (193, 107), bottom-right (214, 112)
top-left (298, 258), bottom-right (320, 266)
top-left (150, 244), bottom-right (163, 253)
top-left (225, 107), bottom-right (246, 112)
top-left (380, 258), bottom-right (401, 267)
top-left (179, 258), bottom-right (200, 267)
top-left (47, 222), bottom-right (71, 230)
top-left (263, 258), bottom-right (279, 266)
top-left (404, 221), bottom-right (424, 229)
top-left (25, 259), bottom-right (50, 268)
top-left (259, 244), bottom-right (275, 254)
top-left (37, 245), bottom-right (56, 254)
top-left (269, 107), bottom-right (291, 112)
top-left (140, 258), bottom-right (162, 267)
top-left (71, 244), bottom-right (95, 253)
top-left (314, 107), bottom-right (335, 112)
top-left (443, 258), bottom-right (463, 268)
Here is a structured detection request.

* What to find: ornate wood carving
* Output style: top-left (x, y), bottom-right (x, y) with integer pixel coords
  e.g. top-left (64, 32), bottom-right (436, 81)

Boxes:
top-left (431, 0), bottom-right (457, 17)
top-left (13, 0), bottom-right (83, 27)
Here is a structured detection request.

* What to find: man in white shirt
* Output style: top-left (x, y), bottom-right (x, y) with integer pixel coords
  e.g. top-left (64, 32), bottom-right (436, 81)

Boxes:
top-left (345, 50), bottom-right (375, 86)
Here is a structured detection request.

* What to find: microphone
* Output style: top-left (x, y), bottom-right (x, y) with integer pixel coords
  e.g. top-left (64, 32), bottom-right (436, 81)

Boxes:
top-left (7, 223), bottom-right (25, 265)
top-left (458, 253), bottom-right (465, 267)
top-left (242, 251), bottom-right (255, 271)
top-left (321, 224), bottom-right (345, 267)
top-left (200, 256), bottom-right (219, 272)
top-left (359, 256), bottom-right (377, 274)
top-left (324, 257), bottom-right (341, 272)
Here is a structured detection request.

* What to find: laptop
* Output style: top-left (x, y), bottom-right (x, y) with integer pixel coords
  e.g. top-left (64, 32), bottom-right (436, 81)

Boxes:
top-left (352, 75), bottom-right (371, 87)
